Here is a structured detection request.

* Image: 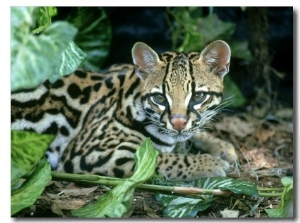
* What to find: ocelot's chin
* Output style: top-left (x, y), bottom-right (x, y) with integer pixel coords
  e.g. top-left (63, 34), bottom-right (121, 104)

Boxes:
top-left (173, 133), bottom-right (192, 142)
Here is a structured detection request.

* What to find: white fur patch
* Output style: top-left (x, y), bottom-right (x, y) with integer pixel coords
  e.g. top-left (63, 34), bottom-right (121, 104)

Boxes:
top-left (166, 94), bottom-right (172, 107)
top-left (11, 113), bottom-right (71, 133)
top-left (184, 93), bottom-right (192, 107)
top-left (46, 151), bottom-right (60, 169)
top-left (195, 86), bottom-right (208, 92)
top-left (150, 87), bottom-right (162, 94)
top-left (11, 85), bottom-right (48, 101)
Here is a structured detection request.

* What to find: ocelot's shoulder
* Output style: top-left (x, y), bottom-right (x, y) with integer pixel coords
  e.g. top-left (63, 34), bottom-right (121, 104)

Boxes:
top-left (44, 64), bottom-right (135, 89)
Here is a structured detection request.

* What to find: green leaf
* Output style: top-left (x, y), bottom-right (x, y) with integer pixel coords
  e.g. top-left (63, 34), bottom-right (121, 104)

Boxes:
top-left (265, 177), bottom-right (293, 218)
top-left (11, 159), bottom-right (52, 215)
top-left (72, 138), bottom-right (159, 218)
top-left (168, 8), bottom-right (236, 52)
top-left (32, 7), bottom-right (58, 34)
top-left (11, 130), bottom-right (55, 182)
top-left (11, 6), bottom-right (82, 91)
top-left (39, 7), bottom-right (57, 25)
top-left (187, 13), bottom-right (235, 49)
top-left (66, 7), bottom-right (112, 71)
top-left (194, 177), bottom-right (259, 197)
top-left (11, 160), bottom-right (51, 214)
top-left (213, 177), bottom-right (259, 196)
top-left (223, 75), bottom-right (247, 107)
top-left (230, 40), bottom-right (253, 61)
top-left (50, 41), bottom-right (87, 83)
top-left (156, 194), bottom-right (213, 218)
top-left (156, 177), bottom-right (258, 218)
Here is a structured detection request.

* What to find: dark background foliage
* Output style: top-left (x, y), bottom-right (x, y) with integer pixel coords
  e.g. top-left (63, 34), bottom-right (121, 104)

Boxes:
top-left (55, 6), bottom-right (293, 107)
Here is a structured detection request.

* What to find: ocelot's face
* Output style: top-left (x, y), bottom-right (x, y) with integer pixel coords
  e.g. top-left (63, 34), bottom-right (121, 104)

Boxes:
top-left (141, 52), bottom-right (224, 141)
top-left (132, 41), bottom-right (230, 142)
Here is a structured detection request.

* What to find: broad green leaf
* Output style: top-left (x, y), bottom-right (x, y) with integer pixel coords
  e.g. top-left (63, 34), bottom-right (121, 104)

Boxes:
top-left (265, 177), bottom-right (293, 218)
top-left (11, 130), bottom-right (55, 182)
top-left (72, 138), bottom-right (158, 218)
top-left (194, 177), bottom-right (258, 197)
top-left (168, 9), bottom-right (236, 52)
top-left (156, 194), bottom-right (213, 218)
top-left (156, 177), bottom-right (258, 218)
top-left (11, 7), bottom-right (37, 64)
top-left (185, 13), bottom-right (235, 51)
top-left (66, 7), bottom-right (112, 71)
top-left (11, 6), bottom-right (80, 91)
top-left (230, 40), bottom-right (253, 61)
top-left (11, 159), bottom-right (52, 215)
top-left (218, 178), bottom-right (258, 196)
top-left (50, 41), bottom-right (87, 82)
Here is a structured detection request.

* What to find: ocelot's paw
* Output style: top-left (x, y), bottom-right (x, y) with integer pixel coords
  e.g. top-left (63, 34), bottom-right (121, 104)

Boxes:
top-left (199, 139), bottom-right (237, 164)
top-left (192, 132), bottom-right (238, 163)
top-left (157, 153), bottom-right (230, 181)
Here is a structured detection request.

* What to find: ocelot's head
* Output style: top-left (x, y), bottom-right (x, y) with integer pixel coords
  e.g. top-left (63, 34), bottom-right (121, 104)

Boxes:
top-left (132, 40), bottom-right (231, 142)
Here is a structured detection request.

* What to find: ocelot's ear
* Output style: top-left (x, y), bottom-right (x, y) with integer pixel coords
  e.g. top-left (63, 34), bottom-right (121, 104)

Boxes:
top-left (132, 42), bottom-right (162, 80)
top-left (200, 40), bottom-right (231, 79)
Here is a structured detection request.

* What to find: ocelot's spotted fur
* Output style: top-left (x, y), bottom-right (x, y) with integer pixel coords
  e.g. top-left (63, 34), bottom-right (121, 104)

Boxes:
top-left (11, 40), bottom-right (237, 181)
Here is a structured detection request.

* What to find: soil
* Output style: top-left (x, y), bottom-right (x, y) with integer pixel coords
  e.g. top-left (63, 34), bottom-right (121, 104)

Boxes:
top-left (13, 105), bottom-right (293, 219)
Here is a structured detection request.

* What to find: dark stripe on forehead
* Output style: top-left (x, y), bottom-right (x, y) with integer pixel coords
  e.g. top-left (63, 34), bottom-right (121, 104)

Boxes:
top-left (188, 52), bottom-right (200, 61)
top-left (162, 62), bottom-right (171, 95)
top-left (187, 52), bottom-right (200, 88)
top-left (160, 51), bottom-right (178, 62)
top-left (188, 59), bottom-right (194, 82)
top-left (164, 81), bottom-right (170, 92)
top-left (188, 59), bottom-right (196, 94)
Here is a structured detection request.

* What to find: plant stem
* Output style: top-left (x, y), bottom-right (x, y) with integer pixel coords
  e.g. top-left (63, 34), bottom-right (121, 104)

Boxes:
top-left (52, 172), bottom-right (231, 198)
top-left (258, 192), bottom-right (283, 197)
top-left (257, 187), bottom-right (283, 191)
top-left (52, 171), bottom-right (124, 186)
top-left (52, 172), bottom-right (281, 198)
top-left (52, 172), bottom-right (283, 198)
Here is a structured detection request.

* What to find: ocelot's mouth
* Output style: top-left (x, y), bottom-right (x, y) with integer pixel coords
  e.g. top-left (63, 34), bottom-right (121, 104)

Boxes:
top-left (170, 131), bottom-right (192, 142)
top-left (174, 134), bottom-right (191, 142)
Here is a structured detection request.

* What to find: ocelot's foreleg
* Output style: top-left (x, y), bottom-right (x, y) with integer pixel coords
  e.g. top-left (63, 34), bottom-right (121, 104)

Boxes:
top-left (156, 153), bottom-right (230, 181)
top-left (192, 131), bottom-right (238, 163)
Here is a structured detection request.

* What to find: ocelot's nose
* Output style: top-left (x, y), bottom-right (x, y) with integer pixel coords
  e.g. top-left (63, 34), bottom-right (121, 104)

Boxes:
top-left (170, 114), bottom-right (188, 131)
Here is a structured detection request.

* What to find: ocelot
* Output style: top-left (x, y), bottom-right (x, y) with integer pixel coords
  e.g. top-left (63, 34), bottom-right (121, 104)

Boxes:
top-left (11, 40), bottom-right (237, 181)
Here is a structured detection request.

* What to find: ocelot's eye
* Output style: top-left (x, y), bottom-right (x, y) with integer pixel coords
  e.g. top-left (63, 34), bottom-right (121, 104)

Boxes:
top-left (151, 94), bottom-right (168, 105)
top-left (193, 92), bottom-right (207, 103)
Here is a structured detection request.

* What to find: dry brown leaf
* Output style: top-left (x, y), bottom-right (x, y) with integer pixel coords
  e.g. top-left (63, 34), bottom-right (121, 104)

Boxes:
top-left (242, 148), bottom-right (277, 169)
top-left (53, 199), bottom-right (88, 210)
top-left (46, 193), bottom-right (61, 199)
top-left (65, 182), bottom-right (80, 189)
top-left (51, 203), bottom-right (65, 217)
top-left (256, 128), bottom-right (275, 144)
top-left (59, 186), bottom-right (98, 196)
